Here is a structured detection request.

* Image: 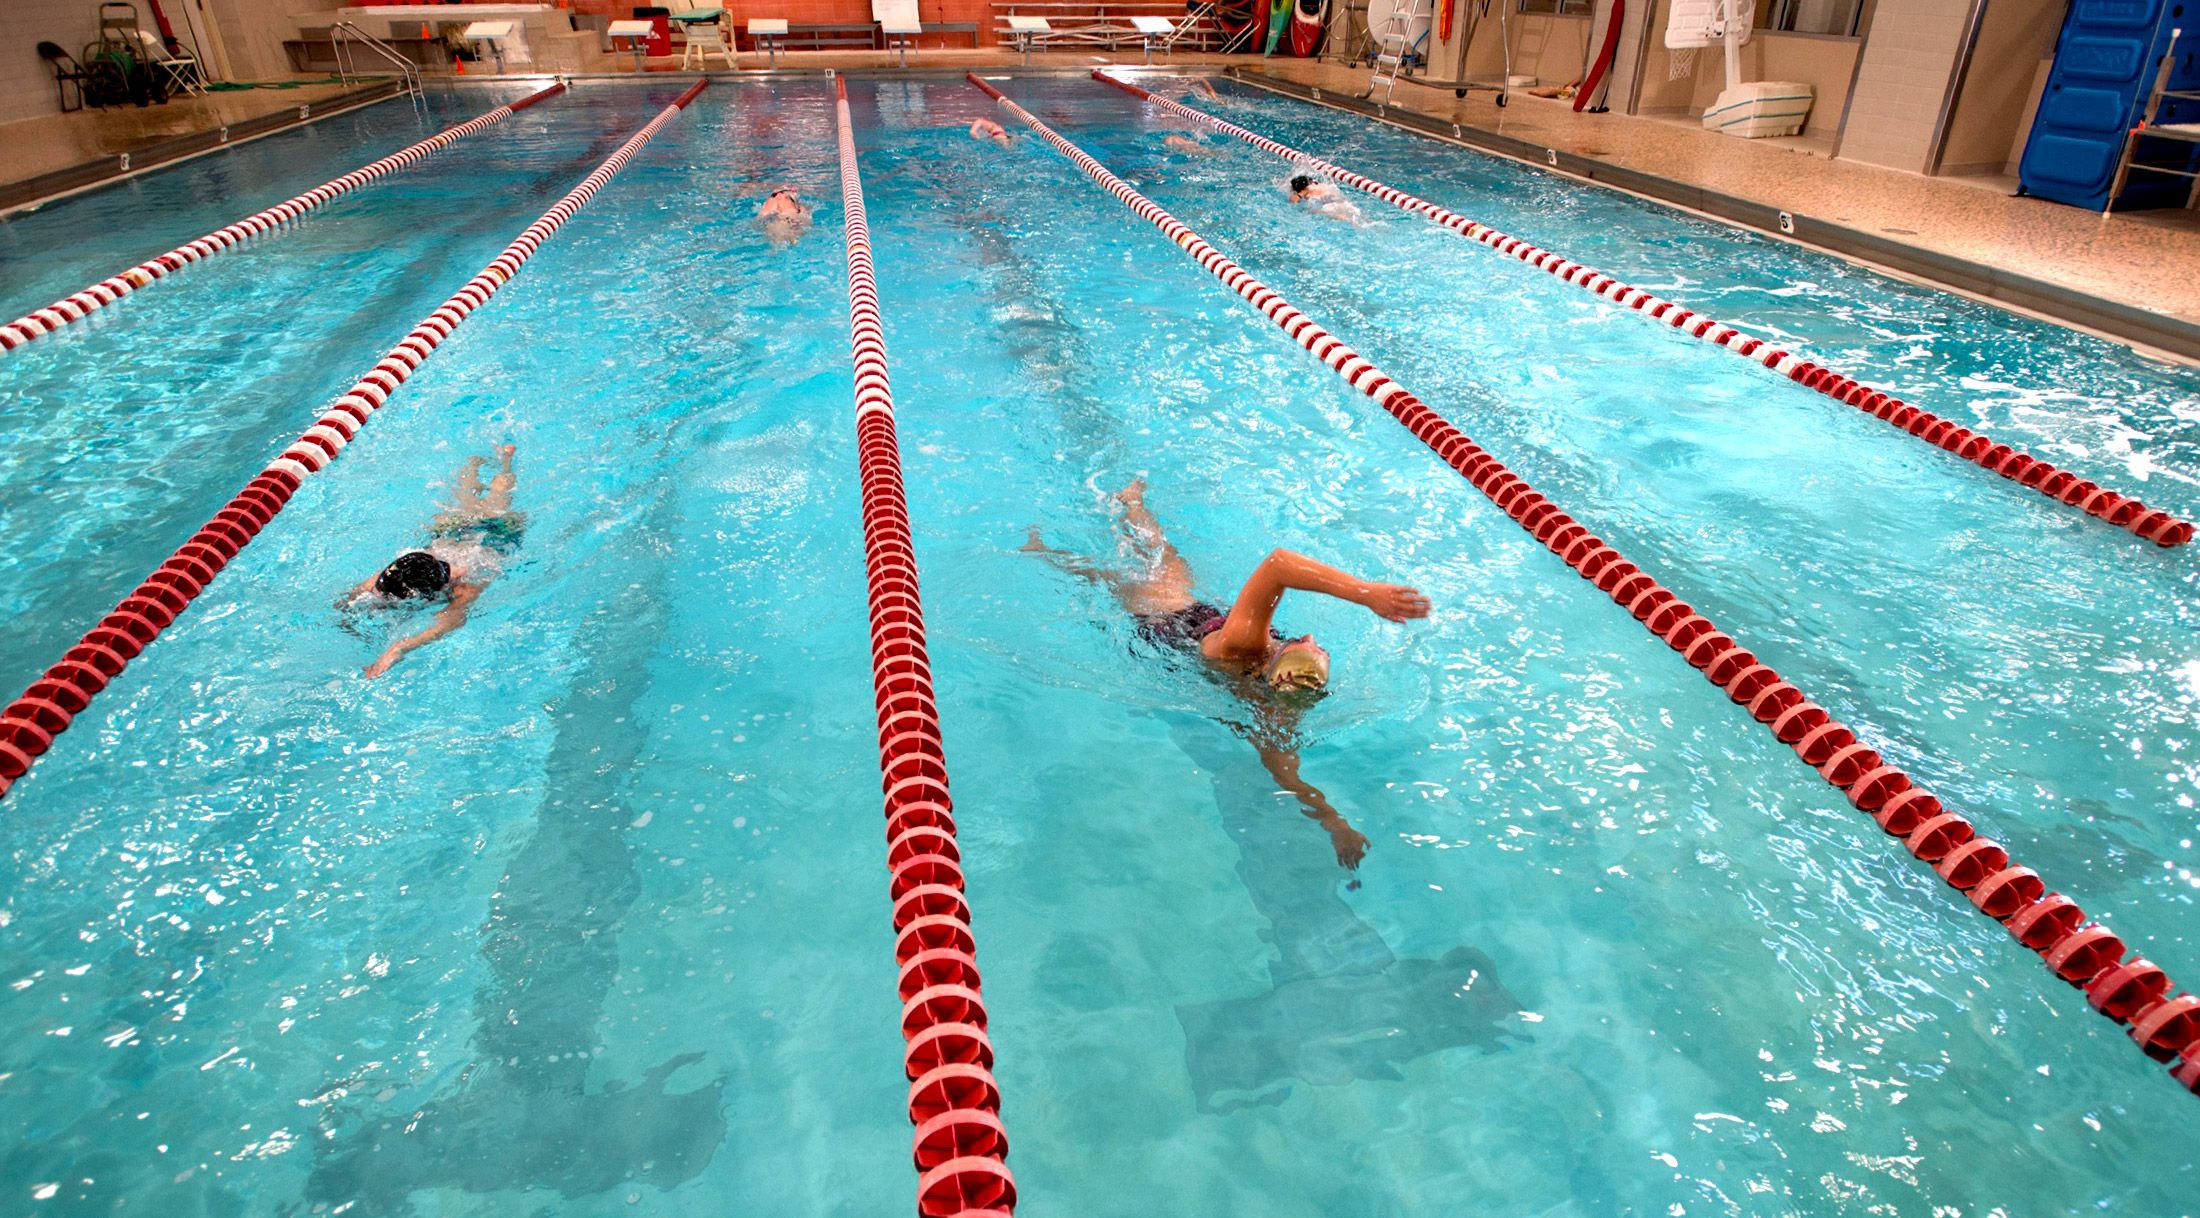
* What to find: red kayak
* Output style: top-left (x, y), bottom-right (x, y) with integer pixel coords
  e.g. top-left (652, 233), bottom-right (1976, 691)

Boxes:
top-left (1287, 0), bottom-right (1327, 56)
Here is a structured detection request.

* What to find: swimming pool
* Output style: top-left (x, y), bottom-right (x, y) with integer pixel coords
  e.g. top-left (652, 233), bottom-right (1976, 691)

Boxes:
top-left (3, 73), bottom-right (2197, 1215)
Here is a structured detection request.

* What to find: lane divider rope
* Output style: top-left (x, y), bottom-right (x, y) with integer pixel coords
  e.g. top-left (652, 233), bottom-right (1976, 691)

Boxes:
top-left (1092, 70), bottom-right (2194, 549)
top-left (836, 76), bottom-right (1018, 1218)
top-left (0, 81), bottom-right (707, 801)
top-left (973, 72), bottom-right (2200, 1095)
top-left (0, 81), bottom-right (568, 354)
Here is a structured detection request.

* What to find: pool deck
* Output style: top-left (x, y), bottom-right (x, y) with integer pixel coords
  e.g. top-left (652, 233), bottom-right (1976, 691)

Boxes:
top-left (0, 80), bottom-right (401, 215)
top-left (6, 50), bottom-right (2196, 364)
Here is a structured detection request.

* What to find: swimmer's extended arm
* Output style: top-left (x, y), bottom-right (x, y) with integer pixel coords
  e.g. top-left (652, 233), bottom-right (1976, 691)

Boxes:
top-left (1256, 741), bottom-right (1369, 870)
top-left (1206, 549), bottom-right (1429, 659)
top-left (363, 582), bottom-right (483, 679)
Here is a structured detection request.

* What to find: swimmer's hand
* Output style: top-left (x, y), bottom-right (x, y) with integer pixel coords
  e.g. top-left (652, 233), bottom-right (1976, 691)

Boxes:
top-left (363, 652), bottom-right (398, 679)
top-left (1359, 583), bottom-right (1430, 623)
top-left (1326, 819), bottom-right (1371, 869)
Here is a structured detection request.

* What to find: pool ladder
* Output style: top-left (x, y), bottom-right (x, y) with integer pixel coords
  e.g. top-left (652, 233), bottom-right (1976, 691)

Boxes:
top-left (1366, 0), bottom-right (1432, 105)
top-left (332, 21), bottom-right (425, 106)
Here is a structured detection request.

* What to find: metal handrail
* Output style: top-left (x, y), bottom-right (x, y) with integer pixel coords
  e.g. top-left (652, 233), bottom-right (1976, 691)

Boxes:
top-left (331, 20), bottom-right (423, 99)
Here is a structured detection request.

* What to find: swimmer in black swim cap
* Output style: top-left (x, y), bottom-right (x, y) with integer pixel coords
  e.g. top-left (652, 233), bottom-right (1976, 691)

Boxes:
top-left (1288, 173), bottom-right (1363, 225)
top-left (374, 551), bottom-right (451, 598)
top-left (342, 444), bottom-right (524, 679)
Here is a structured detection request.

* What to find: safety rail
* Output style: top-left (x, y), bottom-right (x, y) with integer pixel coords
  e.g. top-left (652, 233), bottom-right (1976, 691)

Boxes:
top-left (332, 20), bottom-right (425, 99)
top-left (1093, 71), bottom-right (2195, 549)
top-left (833, 76), bottom-right (1018, 1217)
top-left (0, 81), bottom-right (566, 355)
top-left (0, 81), bottom-right (707, 801)
top-left (969, 71), bottom-right (2200, 1095)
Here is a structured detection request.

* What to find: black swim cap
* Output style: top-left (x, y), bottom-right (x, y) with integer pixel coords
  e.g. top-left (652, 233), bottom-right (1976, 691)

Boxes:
top-left (1290, 174), bottom-right (1313, 192)
top-left (375, 551), bottom-right (450, 598)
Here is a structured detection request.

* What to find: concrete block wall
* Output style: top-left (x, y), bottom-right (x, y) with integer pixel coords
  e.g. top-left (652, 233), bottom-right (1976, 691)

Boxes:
top-left (0, 0), bottom-right (117, 126)
top-left (204, 0), bottom-right (346, 82)
top-left (1835, 0), bottom-right (1977, 171)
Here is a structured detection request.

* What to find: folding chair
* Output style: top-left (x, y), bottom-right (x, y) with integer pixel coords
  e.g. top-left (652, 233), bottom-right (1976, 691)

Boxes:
top-left (38, 41), bottom-right (92, 111)
top-left (1165, 1), bottom-right (1217, 54)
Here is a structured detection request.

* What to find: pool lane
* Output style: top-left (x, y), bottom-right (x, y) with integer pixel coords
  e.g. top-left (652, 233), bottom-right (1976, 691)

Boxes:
top-left (1031, 74), bottom-right (2200, 967)
top-left (2, 82), bottom-right (571, 356)
top-left (0, 82), bottom-right (915, 1215)
top-left (1091, 70), bottom-right (2192, 549)
top-left (0, 84), bottom-right (700, 706)
top-left (862, 77), bottom-right (2200, 1216)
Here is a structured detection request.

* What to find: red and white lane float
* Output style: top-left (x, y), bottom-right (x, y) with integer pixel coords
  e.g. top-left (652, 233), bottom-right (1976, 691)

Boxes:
top-left (0, 81), bottom-right (706, 801)
top-left (834, 76), bottom-right (1018, 1217)
top-left (971, 72), bottom-right (2200, 1095)
top-left (1091, 71), bottom-right (2194, 549)
top-left (0, 81), bottom-right (568, 354)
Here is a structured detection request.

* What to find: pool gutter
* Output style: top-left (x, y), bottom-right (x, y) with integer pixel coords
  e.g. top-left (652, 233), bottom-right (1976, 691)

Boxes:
top-left (0, 80), bottom-right (406, 218)
top-left (1224, 68), bottom-right (2200, 368)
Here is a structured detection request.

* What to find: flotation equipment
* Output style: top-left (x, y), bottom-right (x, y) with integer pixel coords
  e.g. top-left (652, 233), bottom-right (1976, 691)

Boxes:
top-left (1288, 0), bottom-right (1327, 56)
top-left (1264, 0), bottom-right (1292, 54)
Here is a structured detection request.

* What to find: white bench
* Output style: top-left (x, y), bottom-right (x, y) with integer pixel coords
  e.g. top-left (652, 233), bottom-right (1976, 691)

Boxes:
top-left (606, 18), bottom-right (654, 71)
top-left (463, 20), bottom-right (514, 72)
top-left (748, 18), bottom-right (788, 66)
top-left (876, 0), bottom-right (921, 64)
top-left (1007, 15), bottom-right (1051, 63)
top-left (1130, 14), bottom-right (1173, 62)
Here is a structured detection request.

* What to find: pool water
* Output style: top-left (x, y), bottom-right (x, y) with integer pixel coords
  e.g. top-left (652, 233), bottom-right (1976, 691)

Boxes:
top-left (1, 74), bottom-right (2197, 1216)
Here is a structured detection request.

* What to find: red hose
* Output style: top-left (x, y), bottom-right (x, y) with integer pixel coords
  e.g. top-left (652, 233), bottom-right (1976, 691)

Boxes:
top-left (0, 83), bottom-right (705, 801)
top-left (976, 71), bottom-right (2200, 1096)
top-left (1091, 71), bottom-right (2193, 548)
top-left (1, 82), bottom-right (569, 354)
top-left (834, 76), bottom-right (1017, 1217)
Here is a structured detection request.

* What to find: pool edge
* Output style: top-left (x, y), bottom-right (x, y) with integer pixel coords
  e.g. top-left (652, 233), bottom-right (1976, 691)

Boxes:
top-left (0, 80), bottom-right (406, 219)
top-left (1226, 68), bottom-right (2200, 370)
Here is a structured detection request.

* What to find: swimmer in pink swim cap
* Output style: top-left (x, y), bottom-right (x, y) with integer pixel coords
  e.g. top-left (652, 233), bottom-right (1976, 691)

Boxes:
top-left (969, 118), bottom-right (1010, 145)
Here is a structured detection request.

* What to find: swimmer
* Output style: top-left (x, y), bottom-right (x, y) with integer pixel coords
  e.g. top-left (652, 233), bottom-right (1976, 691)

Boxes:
top-left (757, 188), bottom-right (811, 244)
top-left (1162, 133), bottom-right (1219, 157)
top-left (345, 444), bottom-right (524, 679)
top-left (1289, 173), bottom-right (1365, 226)
top-left (969, 118), bottom-right (1010, 145)
top-left (1189, 78), bottom-right (1221, 101)
top-left (1024, 480), bottom-right (1429, 871)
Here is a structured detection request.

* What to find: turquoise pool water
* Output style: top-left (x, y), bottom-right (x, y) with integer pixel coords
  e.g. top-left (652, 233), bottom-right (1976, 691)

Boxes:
top-left (2, 74), bottom-right (2198, 1216)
